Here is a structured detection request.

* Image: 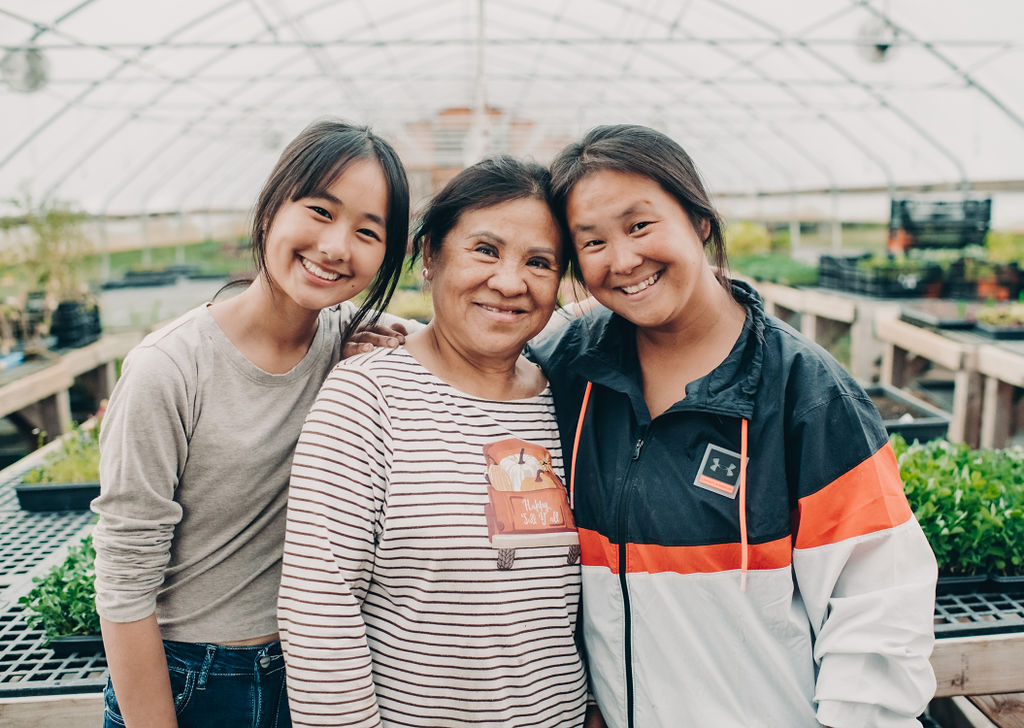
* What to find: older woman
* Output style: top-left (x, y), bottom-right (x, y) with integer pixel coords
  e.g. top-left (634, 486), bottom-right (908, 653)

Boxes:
top-left (277, 156), bottom-right (592, 728)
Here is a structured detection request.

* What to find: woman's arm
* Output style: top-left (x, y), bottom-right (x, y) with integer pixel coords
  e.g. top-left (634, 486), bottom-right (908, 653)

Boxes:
top-left (92, 346), bottom-right (190, 724)
top-left (789, 393), bottom-right (937, 727)
top-left (278, 365), bottom-right (390, 728)
top-left (101, 614), bottom-right (176, 727)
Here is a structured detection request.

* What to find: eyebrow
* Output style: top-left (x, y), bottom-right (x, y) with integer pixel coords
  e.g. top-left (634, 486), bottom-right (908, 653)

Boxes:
top-left (310, 190), bottom-right (386, 227)
top-left (571, 202), bottom-right (650, 233)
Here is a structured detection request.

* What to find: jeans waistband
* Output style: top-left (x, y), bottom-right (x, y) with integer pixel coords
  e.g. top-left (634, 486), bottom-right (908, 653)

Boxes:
top-left (163, 639), bottom-right (283, 675)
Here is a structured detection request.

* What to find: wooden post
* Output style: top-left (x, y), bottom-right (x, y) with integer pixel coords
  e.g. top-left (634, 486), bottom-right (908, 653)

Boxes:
top-left (980, 376), bottom-right (1014, 449)
top-left (950, 370), bottom-right (983, 448)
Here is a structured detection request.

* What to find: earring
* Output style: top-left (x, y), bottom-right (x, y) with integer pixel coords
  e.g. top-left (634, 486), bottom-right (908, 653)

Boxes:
top-left (422, 268), bottom-right (431, 280)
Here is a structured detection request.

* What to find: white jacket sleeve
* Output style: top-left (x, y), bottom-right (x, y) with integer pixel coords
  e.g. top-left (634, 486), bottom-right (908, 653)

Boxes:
top-left (278, 365), bottom-right (391, 728)
top-left (790, 395), bottom-right (937, 728)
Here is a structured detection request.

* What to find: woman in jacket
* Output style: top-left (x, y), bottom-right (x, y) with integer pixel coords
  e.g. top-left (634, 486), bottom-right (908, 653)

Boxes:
top-left (530, 124), bottom-right (937, 728)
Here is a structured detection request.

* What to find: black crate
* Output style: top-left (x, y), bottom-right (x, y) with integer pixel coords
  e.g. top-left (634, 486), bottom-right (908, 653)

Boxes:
top-left (890, 197), bottom-right (992, 249)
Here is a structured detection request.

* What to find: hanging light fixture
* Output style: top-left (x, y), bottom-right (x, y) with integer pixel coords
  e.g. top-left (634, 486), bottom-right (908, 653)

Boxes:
top-left (856, 15), bottom-right (900, 64)
top-left (1, 46), bottom-right (51, 93)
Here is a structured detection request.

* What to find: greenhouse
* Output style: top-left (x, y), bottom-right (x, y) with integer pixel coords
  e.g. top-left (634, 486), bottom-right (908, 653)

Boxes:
top-left (1, 0), bottom-right (1023, 725)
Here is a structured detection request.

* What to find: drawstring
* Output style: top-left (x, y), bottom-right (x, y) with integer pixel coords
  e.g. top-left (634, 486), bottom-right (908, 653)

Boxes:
top-left (570, 381), bottom-right (750, 594)
top-left (570, 381), bottom-right (593, 510)
top-left (739, 417), bottom-right (749, 592)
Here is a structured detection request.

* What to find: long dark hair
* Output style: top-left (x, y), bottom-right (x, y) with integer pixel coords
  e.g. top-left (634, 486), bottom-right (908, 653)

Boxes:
top-left (412, 155), bottom-right (559, 264)
top-left (251, 118), bottom-right (410, 340)
top-left (549, 124), bottom-right (730, 291)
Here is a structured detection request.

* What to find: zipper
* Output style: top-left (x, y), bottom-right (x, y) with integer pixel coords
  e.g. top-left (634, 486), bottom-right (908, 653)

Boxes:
top-left (617, 425), bottom-right (648, 728)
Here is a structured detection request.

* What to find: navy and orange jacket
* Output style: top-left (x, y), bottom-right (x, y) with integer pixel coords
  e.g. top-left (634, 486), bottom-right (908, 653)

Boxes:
top-left (531, 281), bottom-right (937, 728)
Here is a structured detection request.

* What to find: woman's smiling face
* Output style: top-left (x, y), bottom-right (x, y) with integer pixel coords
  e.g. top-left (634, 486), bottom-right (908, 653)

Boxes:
top-left (263, 158), bottom-right (390, 312)
top-left (566, 168), bottom-right (710, 333)
top-left (425, 196), bottom-right (563, 365)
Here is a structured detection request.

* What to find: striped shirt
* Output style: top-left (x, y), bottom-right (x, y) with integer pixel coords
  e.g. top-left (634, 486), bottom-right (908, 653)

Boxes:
top-left (278, 346), bottom-right (588, 728)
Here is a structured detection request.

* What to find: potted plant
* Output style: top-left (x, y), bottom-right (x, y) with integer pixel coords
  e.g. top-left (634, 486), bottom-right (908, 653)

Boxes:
top-left (894, 435), bottom-right (1024, 593)
top-left (18, 534), bottom-right (103, 656)
top-left (14, 420), bottom-right (101, 511)
top-left (1, 192), bottom-right (101, 350)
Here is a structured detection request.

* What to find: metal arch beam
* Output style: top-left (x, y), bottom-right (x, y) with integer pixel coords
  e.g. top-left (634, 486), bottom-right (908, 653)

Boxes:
top-left (523, 0), bottom-right (821, 193)
top-left (671, 0), bottom-right (898, 193)
top-left (584, 0), bottom-right (829, 193)
top-left (44, 0), bottom-right (453, 208)
top-left (145, 0), bottom-right (794, 208)
top-left (0, 7), bottom-right (233, 93)
top-left (460, 0), bottom-right (801, 192)
top-left (0, 0), bottom-right (246, 175)
top-left (600, 0), bottom-right (890, 195)
top-left (255, 0), bottom-right (368, 114)
top-left (710, 0), bottom-right (969, 186)
top-left (47, 39), bottom-right (313, 207)
top-left (858, 0), bottom-right (1024, 135)
top-left (7, 36), bottom-right (1021, 50)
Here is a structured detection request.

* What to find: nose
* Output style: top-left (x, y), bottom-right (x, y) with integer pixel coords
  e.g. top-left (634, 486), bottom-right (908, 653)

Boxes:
top-left (608, 239), bottom-right (642, 275)
top-left (318, 226), bottom-right (351, 263)
top-left (488, 262), bottom-right (528, 296)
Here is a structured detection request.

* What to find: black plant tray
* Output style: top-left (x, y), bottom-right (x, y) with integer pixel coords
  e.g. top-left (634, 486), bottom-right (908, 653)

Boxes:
top-left (900, 301), bottom-right (979, 330)
top-left (975, 322), bottom-right (1024, 340)
top-left (934, 590), bottom-right (1024, 638)
top-left (15, 482), bottom-right (99, 512)
top-left (936, 574), bottom-right (990, 595)
top-left (48, 634), bottom-right (104, 658)
top-left (863, 384), bottom-right (951, 443)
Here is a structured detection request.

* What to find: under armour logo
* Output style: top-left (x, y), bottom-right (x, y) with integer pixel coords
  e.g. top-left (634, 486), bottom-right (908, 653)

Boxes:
top-left (709, 458), bottom-right (736, 477)
top-left (694, 443), bottom-right (746, 499)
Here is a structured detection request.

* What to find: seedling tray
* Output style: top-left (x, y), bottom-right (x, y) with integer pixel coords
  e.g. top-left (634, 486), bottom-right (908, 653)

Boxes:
top-left (0, 603), bottom-right (106, 697)
top-left (934, 591), bottom-right (1024, 638)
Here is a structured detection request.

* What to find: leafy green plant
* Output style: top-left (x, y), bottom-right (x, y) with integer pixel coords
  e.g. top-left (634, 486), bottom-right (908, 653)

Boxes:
top-left (19, 534), bottom-right (100, 642)
top-left (21, 423), bottom-right (100, 484)
top-left (731, 253), bottom-right (819, 287)
top-left (894, 435), bottom-right (1024, 576)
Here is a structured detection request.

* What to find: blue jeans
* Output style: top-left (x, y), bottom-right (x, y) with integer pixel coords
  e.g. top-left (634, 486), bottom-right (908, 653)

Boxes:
top-left (103, 640), bottom-right (291, 728)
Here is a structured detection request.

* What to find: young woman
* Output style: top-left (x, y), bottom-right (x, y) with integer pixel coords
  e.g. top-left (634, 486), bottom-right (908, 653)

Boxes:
top-left (92, 118), bottom-right (410, 728)
top-left (530, 125), bottom-right (938, 728)
top-left (278, 156), bottom-right (595, 728)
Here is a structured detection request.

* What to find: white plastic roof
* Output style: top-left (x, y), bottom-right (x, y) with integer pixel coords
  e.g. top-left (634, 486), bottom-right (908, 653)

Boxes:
top-left (2, 0), bottom-right (1023, 223)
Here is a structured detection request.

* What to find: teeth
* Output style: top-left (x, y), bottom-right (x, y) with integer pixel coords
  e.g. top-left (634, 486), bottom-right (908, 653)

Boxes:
top-left (480, 304), bottom-right (522, 315)
top-left (301, 258), bottom-right (341, 281)
top-left (621, 272), bottom-right (660, 295)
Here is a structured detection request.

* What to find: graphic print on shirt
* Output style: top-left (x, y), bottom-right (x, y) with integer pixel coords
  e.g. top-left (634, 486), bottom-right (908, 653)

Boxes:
top-left (694, 442), bottom-right (746, 499)
top-left (482, 438), bottom-right (580, 570)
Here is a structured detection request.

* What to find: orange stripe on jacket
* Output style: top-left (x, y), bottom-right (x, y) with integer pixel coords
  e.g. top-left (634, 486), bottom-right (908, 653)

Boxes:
top-left (794, 442), bottom-right (912, 550)
top-left (578, 527), bottom-right (792, 575)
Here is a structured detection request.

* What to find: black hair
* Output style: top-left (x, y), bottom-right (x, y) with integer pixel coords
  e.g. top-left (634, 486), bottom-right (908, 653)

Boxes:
top-left (250, 118), bottom-right (410, 340)
top-left (411, 155), bottom-right (560, 265)
top-left (548, 124), bottom-right (730, 291)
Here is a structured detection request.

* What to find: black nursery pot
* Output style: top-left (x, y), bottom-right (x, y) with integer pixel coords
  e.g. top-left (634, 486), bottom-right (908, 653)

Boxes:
top-left (50, 301), bottom-right (101, 349)
top-left (48, 634), bottom-right (105, 657)
top-left (14, 481), bottom-right (100, 511)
